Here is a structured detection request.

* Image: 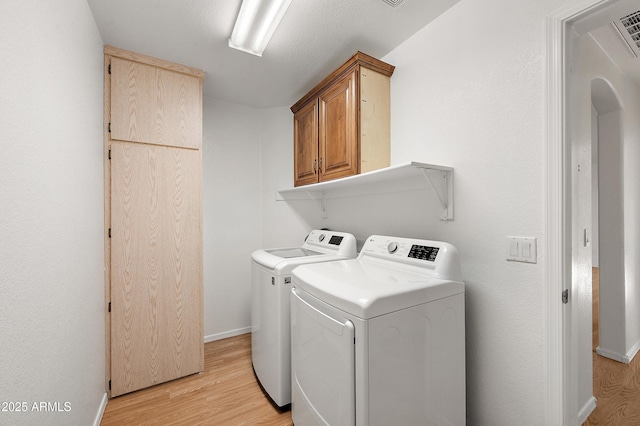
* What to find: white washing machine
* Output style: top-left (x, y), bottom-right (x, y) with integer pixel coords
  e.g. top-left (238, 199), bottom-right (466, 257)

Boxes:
top-left (290, 235), bottom-right (465, 426)
top-left (251, 230), bottom-right (357, 408)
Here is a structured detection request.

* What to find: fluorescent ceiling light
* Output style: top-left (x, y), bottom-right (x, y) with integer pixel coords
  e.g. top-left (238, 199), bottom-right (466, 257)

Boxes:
top-left (228, 0), bottom-right (292, 57)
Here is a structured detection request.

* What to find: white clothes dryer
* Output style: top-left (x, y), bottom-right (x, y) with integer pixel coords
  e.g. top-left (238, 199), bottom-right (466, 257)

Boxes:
top-left (251, 230), bottom-right (357, 408)
top-left (290, 235), bottom-right (465, 426)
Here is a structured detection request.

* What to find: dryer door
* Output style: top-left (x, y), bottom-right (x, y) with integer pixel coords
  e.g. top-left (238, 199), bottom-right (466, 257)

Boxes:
top-left (291, 288), bottom-right (355, 426)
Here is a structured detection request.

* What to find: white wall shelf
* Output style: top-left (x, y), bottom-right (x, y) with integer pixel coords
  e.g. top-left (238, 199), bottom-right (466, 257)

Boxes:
top-left (276, 161), bottom-right (454, 220)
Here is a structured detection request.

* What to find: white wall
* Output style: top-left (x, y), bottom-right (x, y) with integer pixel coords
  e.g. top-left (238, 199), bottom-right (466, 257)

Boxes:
top-left (202, 98), bottom-right (263, 341)
top-left (0, 0), bottom-right (106, 425)
top-left (259, 106), bottom-right (320, 248)
top-left (620, 72), bottom-right (640, 365)
top-left (382, 1), bottom-right (548, 422)
top-left (201, 100), bottom-right (319, 341)
top-left (591, 106), bottom-right (599, 267)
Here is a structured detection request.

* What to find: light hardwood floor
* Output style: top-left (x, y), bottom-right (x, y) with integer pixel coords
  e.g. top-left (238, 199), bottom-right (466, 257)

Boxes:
top-left (584, 267), bottom-right (640, 425)
top-left (584, 349), bottom-right (640, 425)
top-left (102, 267), bottom-right (640, 425)
top-left (101, 334), bottom-right (292, 425)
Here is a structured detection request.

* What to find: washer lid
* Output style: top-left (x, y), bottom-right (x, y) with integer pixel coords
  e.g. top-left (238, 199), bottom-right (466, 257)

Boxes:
top-left (292, 258), bottom-right (464, 319)
top-left (265, 247), bottom-right (322, 259)
top-left (251, 230), bottom-right (357, 272)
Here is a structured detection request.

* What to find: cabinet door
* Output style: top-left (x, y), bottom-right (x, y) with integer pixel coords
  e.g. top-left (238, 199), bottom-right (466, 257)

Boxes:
top-left (318, 70), bottom-right (358, 182)
top-left (110, 57), bottom-right (202, 150)
top-left (293, 100), bottom-right (319, 187)
top-left (110, 141), bottom-right (203, 396)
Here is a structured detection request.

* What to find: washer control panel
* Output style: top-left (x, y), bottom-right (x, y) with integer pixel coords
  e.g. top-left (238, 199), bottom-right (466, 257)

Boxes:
top-left (304, 230), bottom-right (357, 257)
top-left (329, 235), bottom-right (344, 246)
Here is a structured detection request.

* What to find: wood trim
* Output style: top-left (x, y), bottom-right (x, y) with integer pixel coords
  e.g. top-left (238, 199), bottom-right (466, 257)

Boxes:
top-left (291, 51), bottom-right (394, 113)
top-left (104, 45), bottom-right (205, 80)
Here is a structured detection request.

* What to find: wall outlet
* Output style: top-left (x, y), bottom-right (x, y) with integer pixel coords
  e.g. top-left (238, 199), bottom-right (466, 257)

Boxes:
top-left (506, 236), bottom-right (537, 264)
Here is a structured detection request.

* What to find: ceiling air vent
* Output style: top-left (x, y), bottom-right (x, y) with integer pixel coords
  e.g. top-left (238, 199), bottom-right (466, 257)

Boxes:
top-left (381, 0), bottom-right (404, 7)
top-left (614, 10), bottom-right (640, 57)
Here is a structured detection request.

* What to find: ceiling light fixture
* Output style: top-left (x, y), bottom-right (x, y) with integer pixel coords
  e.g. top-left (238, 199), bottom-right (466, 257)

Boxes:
top-left (228, 0), bottom-right (292, 57)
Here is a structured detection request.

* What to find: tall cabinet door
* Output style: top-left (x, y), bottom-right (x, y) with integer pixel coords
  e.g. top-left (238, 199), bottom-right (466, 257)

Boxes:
top-left (318, 70), bottom-right (358, 182)
top-left (105, 46), bottom-right (204, 397)
top-left (110, 142), bottom-right (203, 397)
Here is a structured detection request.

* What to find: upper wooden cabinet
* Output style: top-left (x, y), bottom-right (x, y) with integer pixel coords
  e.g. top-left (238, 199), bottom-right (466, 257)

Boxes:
top-left (107, 45), bottom-right (204, 150)
top-left (291, 52), bottom-right (394, 187)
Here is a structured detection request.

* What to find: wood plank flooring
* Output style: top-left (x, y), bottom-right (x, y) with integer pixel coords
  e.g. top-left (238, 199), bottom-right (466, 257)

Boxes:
top-left (102, 266), bottom-right (640, 425)
top-left (584, 349), bottom-right (640, 425)
top-left (584, 266), bottom-right (640, 425)
top-left (101, 334), bottom-right (292, 426)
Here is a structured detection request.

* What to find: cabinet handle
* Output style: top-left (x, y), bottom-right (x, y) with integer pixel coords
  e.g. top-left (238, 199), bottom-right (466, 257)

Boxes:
top-left (319, 157), bottom-right (322, 174)
top-left (313, 159), bottom-right (317, 174)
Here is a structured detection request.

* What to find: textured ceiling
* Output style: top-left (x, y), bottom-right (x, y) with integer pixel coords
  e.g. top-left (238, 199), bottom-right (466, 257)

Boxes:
top-left (87, 0), bottom-right (461, 108)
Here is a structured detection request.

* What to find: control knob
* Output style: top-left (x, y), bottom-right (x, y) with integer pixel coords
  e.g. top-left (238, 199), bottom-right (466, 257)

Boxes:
top-left (387, 242), bottom-right (398, 254)
top-left (318, 234), bottom-right (326, 242)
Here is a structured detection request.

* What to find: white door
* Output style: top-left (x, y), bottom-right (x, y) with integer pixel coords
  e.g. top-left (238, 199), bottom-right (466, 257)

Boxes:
top-left (291, 288), bottom-right (355, 426)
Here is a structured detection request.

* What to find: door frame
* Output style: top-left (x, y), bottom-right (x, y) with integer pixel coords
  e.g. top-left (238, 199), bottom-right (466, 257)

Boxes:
top-left (545, 0), bottom-right (625, 423)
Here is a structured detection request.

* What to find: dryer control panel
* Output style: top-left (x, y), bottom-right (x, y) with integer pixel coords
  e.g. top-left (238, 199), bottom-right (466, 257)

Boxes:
top-left (408, 244), bottom-right (439, 262)
top-left (360, 235), bottom-right (462, 281)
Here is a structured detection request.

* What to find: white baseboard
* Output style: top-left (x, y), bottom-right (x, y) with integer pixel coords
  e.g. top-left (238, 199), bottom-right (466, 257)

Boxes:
top-left (624, 340), bottom-right (640, 364)
top-left (597, 342), bottom-right (640, 364)
top-left (93, 392), bottom-right (108, 426)
top-left (596, 346), bottom-right (626, 363)
top-left (578, 396), bottom-right (597, 424)
top-left (204, 326), bottom-right (251, 343)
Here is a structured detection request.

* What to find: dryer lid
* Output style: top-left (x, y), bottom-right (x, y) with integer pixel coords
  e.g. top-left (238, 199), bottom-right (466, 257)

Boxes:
top-left (291, 235), bottom-right (464, 319)
top-left (292, 259), bottom-right (463, 319)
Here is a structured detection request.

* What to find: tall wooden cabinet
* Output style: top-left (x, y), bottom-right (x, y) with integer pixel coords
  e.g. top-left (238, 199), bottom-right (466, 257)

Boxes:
top-left (291, 52), bottom-right (394, 187)
top-left (104, 46), bottom-right (204, 397)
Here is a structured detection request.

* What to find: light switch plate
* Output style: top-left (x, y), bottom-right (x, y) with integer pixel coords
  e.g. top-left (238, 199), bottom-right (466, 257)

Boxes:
top-left (506, 236), bottom-right (537, 264)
